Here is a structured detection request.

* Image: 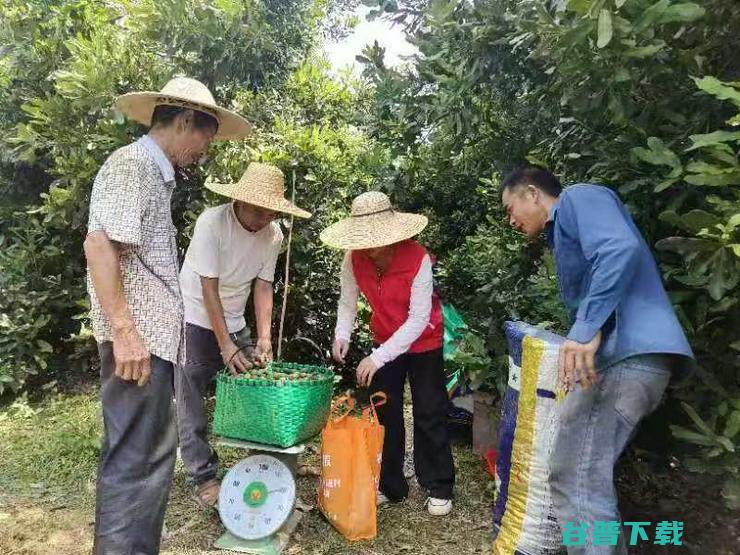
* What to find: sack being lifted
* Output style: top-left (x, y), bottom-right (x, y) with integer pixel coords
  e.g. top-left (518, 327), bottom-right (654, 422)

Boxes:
top-left (493, 321), bottom-right (565, 555)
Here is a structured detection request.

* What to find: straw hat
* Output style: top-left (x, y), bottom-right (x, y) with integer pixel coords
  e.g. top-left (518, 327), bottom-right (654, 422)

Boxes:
top-left (206, 163), bottom-right (311, 219)
top-left (320, 192), bottom-right (428, 250)
top-left (115, 77), bottom-right (252, 140)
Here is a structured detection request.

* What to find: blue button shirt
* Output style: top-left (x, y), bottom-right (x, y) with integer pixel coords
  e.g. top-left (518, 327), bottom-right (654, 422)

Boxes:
top-left (547, 184), bottom-right (693, 370)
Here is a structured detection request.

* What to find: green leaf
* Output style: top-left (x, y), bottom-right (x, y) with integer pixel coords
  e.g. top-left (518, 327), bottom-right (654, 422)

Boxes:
top-left (659, 209), bottom-right (720, 234)
top-left (597, 9), bottom-right (613, 48)
top-left (730, 244), bottom-right (740, 257)
top-left (708, 248), bottom-right (740, 300)
top-left (674, 273), bottom-right (708, 287)
top-left (717, 436), bottom-right (735, 452)
top-left (657, 3), bottom-right (706, 25)
top-left (686, 130), bottom-right (740, 151)
top-left (656, 237), bottom-right (715, 255)
top-left (614, 67), bottom-right (631, 82)
top-left (685, 171), bottom-right (740, 187)
top-left (723, 411), bottom-right (740, 439)
top-left (36, 340), bottom-right (53, 353)
top-left (633, 0), bottom-right (670, 34)
top-left (632, 137), bottom-right (681, 170)
top-left (624, 42), bottom-right (666, 58)
top-left (670, 425), bottom-right (716, 446)
top-left (567, 0), bottom-right (591, 15)
top-left (693, 76), bottom-right (740, 108)
top-left (615, 0), bottom-right (627, 7)
top-left (682, 401), bottom-right (716, 436)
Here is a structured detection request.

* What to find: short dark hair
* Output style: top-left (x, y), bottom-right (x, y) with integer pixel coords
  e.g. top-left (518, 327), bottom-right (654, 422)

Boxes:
top-left (502, 164), bottom-right (562, 197)
top-left (150, 104), bottom-right (219, 134)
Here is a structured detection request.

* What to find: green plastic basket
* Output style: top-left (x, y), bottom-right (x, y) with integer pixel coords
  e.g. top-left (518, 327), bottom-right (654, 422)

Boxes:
top-left (212, 362), bottom-right (334, 448)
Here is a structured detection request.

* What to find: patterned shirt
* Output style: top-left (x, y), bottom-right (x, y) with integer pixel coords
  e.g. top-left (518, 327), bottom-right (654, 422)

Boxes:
top-left (86, 135), bottom-right (184, 364)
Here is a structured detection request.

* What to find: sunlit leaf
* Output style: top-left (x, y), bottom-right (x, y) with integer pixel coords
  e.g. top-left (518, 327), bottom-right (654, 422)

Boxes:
top-left (597, 9), bottom-right (613, 48)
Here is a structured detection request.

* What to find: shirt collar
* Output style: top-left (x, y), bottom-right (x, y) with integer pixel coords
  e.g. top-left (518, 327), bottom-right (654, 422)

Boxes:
top-left (547, 197), bottom-right (561, 223)
top-left (545, 198), bottom-right (561, 249)
top-left (138, 135), bottom-right (175, 183)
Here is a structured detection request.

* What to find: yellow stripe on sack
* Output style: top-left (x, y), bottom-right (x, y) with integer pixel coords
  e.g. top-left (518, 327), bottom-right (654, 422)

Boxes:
top-left (493, 335), bottom-right (544, 555)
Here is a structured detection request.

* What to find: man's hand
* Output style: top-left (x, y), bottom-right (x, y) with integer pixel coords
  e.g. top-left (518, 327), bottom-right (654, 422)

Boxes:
top-left (332, 339), bottom-right (349, 364)
top-left (111, 323), bottom-right (151, 386)
top-left (221, 340), bottom-right (253, 376)
top-left (559, 330), bottom-right (602, 391)
top-left (255, 337), bottom-right (273, 366)
top-left (356, 356), bottom-right (378, 387)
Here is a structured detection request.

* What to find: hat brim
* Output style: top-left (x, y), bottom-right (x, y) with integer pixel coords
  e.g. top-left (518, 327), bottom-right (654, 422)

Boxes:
top-left (320, 212), bottom-right (428, 250)
top-left (115, 92), bottom-right (252, 140)
top-left (205, 181), bottom-right (312, 219)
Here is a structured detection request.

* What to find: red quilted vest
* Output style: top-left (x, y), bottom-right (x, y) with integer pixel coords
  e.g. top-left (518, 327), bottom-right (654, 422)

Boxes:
top-left (351, 240), bottom-right (443, 353)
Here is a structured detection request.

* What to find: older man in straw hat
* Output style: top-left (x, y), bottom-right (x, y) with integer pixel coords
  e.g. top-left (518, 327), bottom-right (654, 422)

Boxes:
top-left (84, 77), bottom-right (250, 554)
top-left (321, 191), bottom-right (455, 517)
top-left (177, 162), bottom-right (311, 507)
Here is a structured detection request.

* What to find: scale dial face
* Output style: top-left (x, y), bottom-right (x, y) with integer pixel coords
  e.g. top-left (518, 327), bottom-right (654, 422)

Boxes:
top-left (218, 454), bottom-right (296, 540)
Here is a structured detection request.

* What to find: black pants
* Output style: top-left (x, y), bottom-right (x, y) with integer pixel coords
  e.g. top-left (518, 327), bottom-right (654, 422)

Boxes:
top-left (369, 348), bottom-right (455, 501)
top-left (94, 342), bottom-right (177, 555)
top-left (175, 322), bottom-right (252, 485)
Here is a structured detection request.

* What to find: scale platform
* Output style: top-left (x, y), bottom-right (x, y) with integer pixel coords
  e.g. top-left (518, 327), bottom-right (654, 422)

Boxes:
top-left (213, 437), bottom-right (308, 555)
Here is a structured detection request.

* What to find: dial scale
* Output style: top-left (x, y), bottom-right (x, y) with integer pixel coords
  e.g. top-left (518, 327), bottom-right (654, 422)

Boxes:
top-left (218, 454), bottom-right (297, 540)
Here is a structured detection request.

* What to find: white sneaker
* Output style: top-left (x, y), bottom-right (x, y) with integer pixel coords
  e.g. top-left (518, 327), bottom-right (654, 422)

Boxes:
top-left (377, 491), bottom-right (390, 506)
top-left (426, 497), bottom-right (452, 516)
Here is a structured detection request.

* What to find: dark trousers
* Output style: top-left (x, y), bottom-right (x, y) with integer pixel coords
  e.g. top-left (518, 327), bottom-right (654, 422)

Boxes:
top-left (175, 322), bottom-right (251, 485)
top-left (94, 342), bottom-right (177, 555)
top-left (369, 347), bottom-right (455, 501)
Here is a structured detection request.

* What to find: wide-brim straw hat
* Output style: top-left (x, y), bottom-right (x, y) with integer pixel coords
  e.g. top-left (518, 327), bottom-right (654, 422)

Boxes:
top-left (206, 163), bottom-right (312, 219)
top-left (115, 77), bottom-right (252, 140)
top-left (320, 191), bottom-right (428, 250)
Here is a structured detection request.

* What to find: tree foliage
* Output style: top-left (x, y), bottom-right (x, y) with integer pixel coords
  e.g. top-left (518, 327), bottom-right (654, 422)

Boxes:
top-left (361, 0), bottom-right (739, 506)
top-left (0, 0), bottom-right (366, 392)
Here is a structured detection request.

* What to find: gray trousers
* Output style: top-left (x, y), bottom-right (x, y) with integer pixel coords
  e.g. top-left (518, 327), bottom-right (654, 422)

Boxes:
top-left (94, 342), bottom-right (177, 555)
top-left (175, 322), bottom-right (252, 485)
top-left (549, 354), bottom-right (673, 554)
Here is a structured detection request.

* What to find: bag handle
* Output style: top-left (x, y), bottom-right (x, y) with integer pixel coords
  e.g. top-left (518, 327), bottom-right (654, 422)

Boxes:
top-left (329, 393), bottom-right (356, 424)
top-left (362, 391), bottom-right (387, 424)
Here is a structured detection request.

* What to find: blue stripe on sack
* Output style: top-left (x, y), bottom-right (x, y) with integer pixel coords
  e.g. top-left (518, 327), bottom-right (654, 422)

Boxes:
top-left (492, 385), bottom-right (519, 525)
top-left (504, 321), bottom-right (526, 368)
top-left (536, 388), bottom-right (556, 399)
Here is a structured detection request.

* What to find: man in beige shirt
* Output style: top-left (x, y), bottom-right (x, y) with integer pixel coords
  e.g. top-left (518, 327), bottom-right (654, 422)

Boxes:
top-left (84, 78), bottom-right (250, 555)
top-left (176, 163), bottom-right (311, 507)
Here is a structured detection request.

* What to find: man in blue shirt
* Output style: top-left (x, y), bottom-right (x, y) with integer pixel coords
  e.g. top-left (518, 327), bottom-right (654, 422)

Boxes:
top-left (501, 165), bottom-right (693, 555)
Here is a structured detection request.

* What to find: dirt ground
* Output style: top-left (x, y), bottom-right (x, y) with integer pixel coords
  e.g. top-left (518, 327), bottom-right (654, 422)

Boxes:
top-left (0, 442), bottom-right (493, 555)
top-left (1, 389), bottom-right (738, 555)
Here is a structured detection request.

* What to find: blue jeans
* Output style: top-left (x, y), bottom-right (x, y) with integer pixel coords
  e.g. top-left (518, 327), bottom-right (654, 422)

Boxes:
top-left (549, 354), bottom-right (673, 555)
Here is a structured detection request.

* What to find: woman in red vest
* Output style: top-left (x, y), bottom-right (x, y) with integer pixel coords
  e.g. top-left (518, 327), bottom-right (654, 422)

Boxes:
top-left (320, 191), bottom-right (455, 516)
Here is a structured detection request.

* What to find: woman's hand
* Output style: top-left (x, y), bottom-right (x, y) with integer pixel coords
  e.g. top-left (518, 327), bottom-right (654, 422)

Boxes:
top-left (356, 356), bottom-right (378, 387)
top-left (332, 339), bottom-right (349, 364)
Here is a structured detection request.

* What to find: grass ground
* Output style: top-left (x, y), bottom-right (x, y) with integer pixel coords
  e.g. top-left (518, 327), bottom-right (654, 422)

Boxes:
top-left (1, 385), bottom-right (738, 554)
top-left (0, 386), bottom-right (493, 555)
